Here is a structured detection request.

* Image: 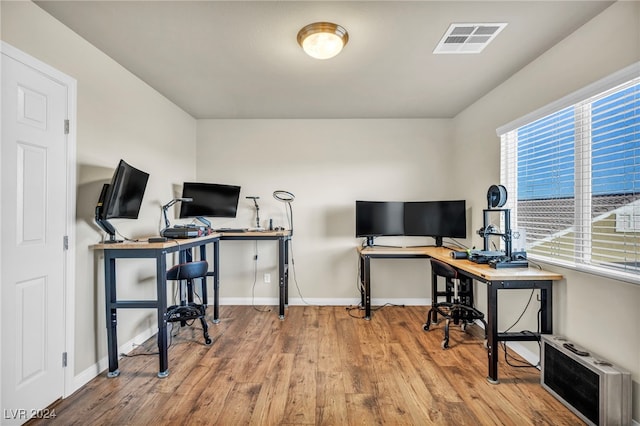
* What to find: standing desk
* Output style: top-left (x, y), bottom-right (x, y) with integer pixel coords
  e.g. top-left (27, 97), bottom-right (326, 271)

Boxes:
top-left (357, 245), bottom-right (563, 383)
top-left (219, 230), bottom-right (292, 319)
top-left (92, 233), bottom-right (220, 378)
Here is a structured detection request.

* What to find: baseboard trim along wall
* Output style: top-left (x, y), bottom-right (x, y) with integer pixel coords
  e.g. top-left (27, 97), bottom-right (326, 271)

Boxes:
top-left (217, 297), bottom-right (432, 306)
top-left (72, 326), bottom-right (158, 395)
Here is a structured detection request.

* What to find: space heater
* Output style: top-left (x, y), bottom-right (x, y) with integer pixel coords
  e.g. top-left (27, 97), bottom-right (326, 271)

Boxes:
top-left (540, 335), bottom-right (631, 425)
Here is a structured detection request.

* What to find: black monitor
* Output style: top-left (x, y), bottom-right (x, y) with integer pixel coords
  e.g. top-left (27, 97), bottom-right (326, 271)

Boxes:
top-left (95, 159), bottom-right (150, 243)
top-left (355, 201), bottom-right (404, 246)
top-left (404, 200), bottom-right (467, 246)
top-left (179, 182), bottom-right (241, 220)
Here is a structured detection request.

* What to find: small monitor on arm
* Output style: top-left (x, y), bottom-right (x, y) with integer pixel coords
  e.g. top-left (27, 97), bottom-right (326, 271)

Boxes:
top-left (95, 159), bottom-right (150, 243)
top-left (179, 182), bottom-right (241, 227)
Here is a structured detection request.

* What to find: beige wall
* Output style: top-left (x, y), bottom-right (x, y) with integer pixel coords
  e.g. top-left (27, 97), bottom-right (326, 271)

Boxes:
top-left (1, 1), bottom-right (197, 377)
top-left (196, 119), bottom-right (455, 302)
top-left (452, 1), bottom-right (640, 419)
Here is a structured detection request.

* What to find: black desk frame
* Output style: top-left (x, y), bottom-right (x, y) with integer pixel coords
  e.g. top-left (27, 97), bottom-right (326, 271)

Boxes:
top-left (102, 235), bottom-right (219, 378)
top-left (359, 251), bottom-right (429, 320)
top-left (220, 233), bottom-right (291, 319)
top-left (358, 248), bottom-right (554, 384)
top-left (460, 270), bottom-right (553, 384)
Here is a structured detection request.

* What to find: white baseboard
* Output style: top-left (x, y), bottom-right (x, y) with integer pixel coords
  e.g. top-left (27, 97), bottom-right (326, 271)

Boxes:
top-left (216, 297), bottom-right (432, 306)
top-left (69, 326), bottom-right (158, 396)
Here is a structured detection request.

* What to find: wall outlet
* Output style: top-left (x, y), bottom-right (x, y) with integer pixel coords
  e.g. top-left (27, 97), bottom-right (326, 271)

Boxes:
top-left (263, 273), bottom-right (271, 283)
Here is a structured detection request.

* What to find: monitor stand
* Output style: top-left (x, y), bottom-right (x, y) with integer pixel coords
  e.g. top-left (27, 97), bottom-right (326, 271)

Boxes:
top-left (365, 236), bottom-right (375, 247)
top-left (434, 236), bottom-right (443, 247)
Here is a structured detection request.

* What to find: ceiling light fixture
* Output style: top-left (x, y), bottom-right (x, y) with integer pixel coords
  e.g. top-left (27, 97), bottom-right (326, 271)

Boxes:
top-left (297, 22), bottom-right (349, 60)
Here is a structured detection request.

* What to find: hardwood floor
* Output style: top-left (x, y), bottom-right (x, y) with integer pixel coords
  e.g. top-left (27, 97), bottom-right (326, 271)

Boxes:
top-left (32, 306), bottom-right (583, 425)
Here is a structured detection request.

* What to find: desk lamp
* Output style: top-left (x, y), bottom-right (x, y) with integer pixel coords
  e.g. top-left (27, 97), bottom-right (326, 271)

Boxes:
top-left (162, 197), bottom-right (192, 229)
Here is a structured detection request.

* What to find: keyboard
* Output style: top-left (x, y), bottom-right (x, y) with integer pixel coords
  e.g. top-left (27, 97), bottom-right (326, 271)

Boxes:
top-left (215, 228), bottom-right (247, 233)
top-left (471, 250), bottom-right (504, 257)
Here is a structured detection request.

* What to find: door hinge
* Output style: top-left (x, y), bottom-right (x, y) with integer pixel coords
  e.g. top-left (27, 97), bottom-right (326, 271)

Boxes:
top-left (63, 235), bottom-right (69, 250)
top-left (62, 352), bottom-right (67, 367)
top-left (64, 119), bottom-right (70, 135)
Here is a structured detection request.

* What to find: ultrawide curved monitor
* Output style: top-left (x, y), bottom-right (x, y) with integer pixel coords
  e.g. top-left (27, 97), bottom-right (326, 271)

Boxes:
top-left (404, 200), bottom-right (466, 239)
top-left (355, 201), bottom-right (404, 237)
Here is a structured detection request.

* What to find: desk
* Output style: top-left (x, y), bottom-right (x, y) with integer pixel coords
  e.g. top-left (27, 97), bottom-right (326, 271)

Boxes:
top-left (92, 233), bottom-right (220, 378)
top-left (357, 245), bottom-right (563, 383)
top-left (92, 230), bottom-right (291, 378)
top-left (219, 230), bottom-right (292, 319)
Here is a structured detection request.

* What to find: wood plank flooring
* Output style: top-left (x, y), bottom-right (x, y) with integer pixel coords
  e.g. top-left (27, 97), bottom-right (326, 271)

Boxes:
top-left (31, 306), bottom-right (584, 425)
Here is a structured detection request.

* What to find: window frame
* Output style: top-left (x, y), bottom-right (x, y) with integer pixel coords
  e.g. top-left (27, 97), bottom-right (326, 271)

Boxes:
top-left (497, 62), bottom-right (640, 285)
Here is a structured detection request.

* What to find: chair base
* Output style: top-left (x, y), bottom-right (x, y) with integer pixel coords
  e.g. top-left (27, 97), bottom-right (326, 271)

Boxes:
top-left (424, 302), bottom-right (487, 349)
top-left (166, 303), bottom-right (212, 345)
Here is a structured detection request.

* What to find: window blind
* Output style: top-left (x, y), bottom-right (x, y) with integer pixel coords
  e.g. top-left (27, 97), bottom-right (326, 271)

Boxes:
top-left (500, 75), bottom-right (640, 284)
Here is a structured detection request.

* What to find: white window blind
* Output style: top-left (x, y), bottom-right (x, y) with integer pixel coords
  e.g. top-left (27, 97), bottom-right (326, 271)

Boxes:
top-left (500, 74), bottom-right (640, 284)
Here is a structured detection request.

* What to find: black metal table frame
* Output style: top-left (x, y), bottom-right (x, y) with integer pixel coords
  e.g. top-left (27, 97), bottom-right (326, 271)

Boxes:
top-left (219, 233), bottom-right (291, 319)
top-left (103, 235), bottom-right (219, 378)
top-left (358, 250), bottom-right (553, 384)
top-left (458, 269), bottom-right (553, 384)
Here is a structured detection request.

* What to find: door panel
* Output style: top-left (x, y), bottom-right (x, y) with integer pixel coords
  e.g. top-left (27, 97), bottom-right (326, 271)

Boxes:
top-left (2, 50), bottom-right (67, 424)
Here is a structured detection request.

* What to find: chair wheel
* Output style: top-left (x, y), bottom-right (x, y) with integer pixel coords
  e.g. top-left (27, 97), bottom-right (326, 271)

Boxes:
top-left (461, 322), bottom-right (467, 332)
top-left (205, 337), bottom-right (212, 345)
top-left (441, 339), bottom-right (449, 349)
top-left (423, 323), bottom-right (430, 331)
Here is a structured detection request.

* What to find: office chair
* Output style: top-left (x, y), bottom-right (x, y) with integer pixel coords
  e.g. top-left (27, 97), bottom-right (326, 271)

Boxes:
top-left (166, 260), bottom-right (212, 345)
top-left (423, 258), bottom-right (487, 349)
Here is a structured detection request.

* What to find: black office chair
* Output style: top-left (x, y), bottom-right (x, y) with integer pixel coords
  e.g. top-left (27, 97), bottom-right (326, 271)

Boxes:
top-left (423, 258), bottom-right (487, 349)
top-left (166, 260), bottom-right (212, 345)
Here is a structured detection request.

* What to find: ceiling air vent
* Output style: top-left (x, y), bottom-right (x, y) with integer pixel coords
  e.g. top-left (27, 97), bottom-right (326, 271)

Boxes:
top-left (434, 23), bottom-right (507, 54)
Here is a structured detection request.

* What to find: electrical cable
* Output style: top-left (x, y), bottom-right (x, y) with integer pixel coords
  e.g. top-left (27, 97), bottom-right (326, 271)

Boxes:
top-left (499, 288), bottom-right (541, 368)
top-left (251, 240), bottom-right (270, 313)
top-left (287, 237), bottom-right (310, 305)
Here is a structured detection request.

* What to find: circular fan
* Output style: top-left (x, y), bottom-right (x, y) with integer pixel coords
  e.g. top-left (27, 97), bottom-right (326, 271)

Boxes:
top-left (487, 184), bottom-right (507, 208)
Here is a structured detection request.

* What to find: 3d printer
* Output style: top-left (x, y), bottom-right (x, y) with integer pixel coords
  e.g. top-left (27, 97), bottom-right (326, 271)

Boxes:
top-left (474, 185), bottom-right (528, 268)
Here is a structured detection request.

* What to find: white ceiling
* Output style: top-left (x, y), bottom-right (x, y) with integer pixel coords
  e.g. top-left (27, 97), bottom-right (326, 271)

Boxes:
top-left (35, 1), bottom-right (614, 119)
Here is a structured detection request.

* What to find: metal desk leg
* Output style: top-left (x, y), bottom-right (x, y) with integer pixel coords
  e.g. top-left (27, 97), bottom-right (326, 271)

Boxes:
top-left (359, 255), bottom-right (366, 309)
top-left (212, 240), bottom-right (220, 323)
top-left (278, 237), bottom-right (286, 319)
top-left (156, 254), bottom-right (169, 378)
top-left (486, 282), bottom-right (499, 384)
top-left (105, 253), bottom-right (120, 378)
top-left (540, 282), bottom-right (553, 334)
top-left (363, 255), bottom-right (371, 320)
top-left (284, 237), bottom-right (289, 306)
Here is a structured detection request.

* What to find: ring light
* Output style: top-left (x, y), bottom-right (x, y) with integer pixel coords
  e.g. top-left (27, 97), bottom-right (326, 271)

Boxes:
top-left (273, 190), bottom-right (295, 203)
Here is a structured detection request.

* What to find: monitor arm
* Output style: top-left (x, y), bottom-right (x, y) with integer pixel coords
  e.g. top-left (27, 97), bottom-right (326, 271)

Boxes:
top-left (246, 196), bottom-right (260, 228)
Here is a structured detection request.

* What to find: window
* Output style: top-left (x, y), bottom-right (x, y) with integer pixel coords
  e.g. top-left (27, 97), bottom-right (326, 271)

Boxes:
top-left (499, 67), bottom-right (640, 283)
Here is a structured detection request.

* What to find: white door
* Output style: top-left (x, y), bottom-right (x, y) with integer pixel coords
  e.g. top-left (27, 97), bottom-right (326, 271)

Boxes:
top-left (1, 46), bottom-right (70, 424)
